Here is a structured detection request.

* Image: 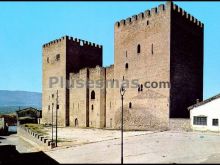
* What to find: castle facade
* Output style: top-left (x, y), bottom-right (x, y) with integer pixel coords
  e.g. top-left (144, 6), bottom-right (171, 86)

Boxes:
top-left (42, 2), bottom-right (204, 130)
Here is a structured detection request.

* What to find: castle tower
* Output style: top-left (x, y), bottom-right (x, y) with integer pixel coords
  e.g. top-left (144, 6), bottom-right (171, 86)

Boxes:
top-left (111, 2), bottom-right (204, 130)
top-left (42, 36), bottom-right (102, 126)
top-left (69, 66), bottom-right (106, 128)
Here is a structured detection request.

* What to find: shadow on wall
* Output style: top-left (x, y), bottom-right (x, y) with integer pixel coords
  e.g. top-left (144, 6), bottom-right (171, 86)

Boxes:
top-left (0, 145), bottom-right (58, 164)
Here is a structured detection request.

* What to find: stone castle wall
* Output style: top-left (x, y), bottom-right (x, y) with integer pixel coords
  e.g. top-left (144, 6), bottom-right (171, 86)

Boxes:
top-left (42, 2), bottom-right (204, 130)
top-left (42, 36), bottom-right (102, 127)
top-left (170, 3), bottom-right (204, 118)
top-left (113, 3), bottom-right (171, 130)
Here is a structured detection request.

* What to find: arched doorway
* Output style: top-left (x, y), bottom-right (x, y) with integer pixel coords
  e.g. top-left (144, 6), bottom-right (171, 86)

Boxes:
top-left (75, 118), bottom-right (78, 127)
top-left (91, 90), bottom-right (95, 100)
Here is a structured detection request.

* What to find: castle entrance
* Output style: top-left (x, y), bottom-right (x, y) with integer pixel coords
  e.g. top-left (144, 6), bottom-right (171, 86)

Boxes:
top-left (75, 118), bottom-right (78, 127)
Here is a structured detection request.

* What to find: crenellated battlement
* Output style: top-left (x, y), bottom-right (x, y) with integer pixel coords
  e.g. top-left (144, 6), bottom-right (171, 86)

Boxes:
top-left (115, 3), bottom-right (166, 28)
top-left (89, 65), bottom-right (105, 74)
top-left (70, 68), bottom-right (88, 79)
top-left (105, 64), bottom-right (114, 69)
top-left (172, 3), bottom-right (204, 28)
top-left (115, 2), bottom-right (203, 29)
top-left (43, 35), bottom-right (103, 49)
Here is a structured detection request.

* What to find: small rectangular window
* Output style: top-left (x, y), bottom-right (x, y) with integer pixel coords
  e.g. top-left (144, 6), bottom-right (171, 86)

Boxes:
top-left (193, 116), bottom-right (207, 125)
top-left (129, 102), bottom-right (132, 109)
top-left (57, 104), bottom-right (59, 110)
top-left (56, 54), bottom-right (60, 61)
top-left (47, 57), bottom-right (50, 63)
top-left (213, 119), bottom-right (219, 126)
top-left (137, 44), bottom-right (141, 53)
top-left (151, 44), bottom-right (154, 55)
top-left (125, 63), bottom-right (128, 69)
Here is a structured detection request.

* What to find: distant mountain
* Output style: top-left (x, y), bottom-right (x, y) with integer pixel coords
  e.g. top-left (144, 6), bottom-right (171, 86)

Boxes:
top-left (0, 90), bottom-right (42, 114)
top-left (0, 90), bottom-right (42, 108)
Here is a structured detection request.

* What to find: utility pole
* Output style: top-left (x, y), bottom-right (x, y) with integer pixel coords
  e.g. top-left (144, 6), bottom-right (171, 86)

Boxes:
top-left (120, 85), bottom-right (126, 164)
top-left (55, 90), bottom-right (58, 147)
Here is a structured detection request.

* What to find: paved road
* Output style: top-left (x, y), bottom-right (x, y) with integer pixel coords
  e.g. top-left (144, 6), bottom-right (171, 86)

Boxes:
top-left (45, 131), bottom-right (220, 163)
top-left (2, 130), bottom-right (220, 163)
top-left (0, 134), bottom-right (39, 153)
top-left (0, 134), bottom-right (59, 164)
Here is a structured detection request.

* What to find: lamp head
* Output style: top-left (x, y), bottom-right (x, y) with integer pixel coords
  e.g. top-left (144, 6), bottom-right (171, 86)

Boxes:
top-left (120, 85), bottom-right (126, 96)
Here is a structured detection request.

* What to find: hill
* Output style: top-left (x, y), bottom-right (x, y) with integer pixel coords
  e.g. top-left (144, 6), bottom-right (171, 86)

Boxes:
top-left (0, 90), bottom-right (42, 114)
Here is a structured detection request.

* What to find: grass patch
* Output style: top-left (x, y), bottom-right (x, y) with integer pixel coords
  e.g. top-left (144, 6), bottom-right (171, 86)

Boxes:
top-left (56, 138), bottom-right (72, 143)
top-left (23, 123), bottom-right (48, 136)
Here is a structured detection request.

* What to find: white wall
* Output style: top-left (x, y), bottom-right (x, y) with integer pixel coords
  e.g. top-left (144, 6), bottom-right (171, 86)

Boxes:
top-left (190, 97), bottom-right (220, 132)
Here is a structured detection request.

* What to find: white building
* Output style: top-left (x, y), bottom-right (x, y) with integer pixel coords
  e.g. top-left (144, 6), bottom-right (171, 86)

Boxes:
top-left (188, 94), bottom-right (220, 132)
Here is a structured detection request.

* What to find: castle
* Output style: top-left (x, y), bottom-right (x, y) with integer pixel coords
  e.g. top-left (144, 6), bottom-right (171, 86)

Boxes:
top-left (42, 2), bottom-right (204, 130)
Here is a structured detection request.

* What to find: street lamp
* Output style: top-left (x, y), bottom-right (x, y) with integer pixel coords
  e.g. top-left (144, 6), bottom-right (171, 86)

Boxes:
top-left (120, 85), bottom-right (126, 164)
top-left (51, 103), bottom-right (54, 143)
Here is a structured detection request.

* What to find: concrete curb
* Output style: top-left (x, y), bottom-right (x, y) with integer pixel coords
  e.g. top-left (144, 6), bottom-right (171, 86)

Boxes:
top-left (17, 125), bottom-right (55, 149)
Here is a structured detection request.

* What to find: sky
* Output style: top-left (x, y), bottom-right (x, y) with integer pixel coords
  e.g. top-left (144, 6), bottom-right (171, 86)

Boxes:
top-left (0, 1), bottom-right (220, 99)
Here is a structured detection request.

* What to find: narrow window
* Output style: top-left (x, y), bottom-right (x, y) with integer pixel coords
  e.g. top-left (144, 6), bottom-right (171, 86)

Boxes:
top-left (91, 104), bottom-right (94, 111)
top-left (140, 84), bottom-right (143, 91)
top-left (138, 84), bottom-right (141, 92)
top-left (213, 119), bottom-right (219, 126)
top-left (91, 90), bottom-right (95, 100)
top-left (125, 63), bottom-right (128, 69)
top-left (47, 57), bottom-right (49, 63)
top-left (137, 44), bottom-right (141, 53)
top-left (48, 105), bottom-right (50, 111)
top-left (129, 102), bottom-right (132, 109)
top-left (123, 76), bottom-right (125, 80)
top-left (147, 20), bottom-right (149, 25)
top-left (52, 94), bottom-right (54, 98)
top-left (56, 104), bottom-right (59, 110)
top-left (151, 44), bottom-right (154, 55)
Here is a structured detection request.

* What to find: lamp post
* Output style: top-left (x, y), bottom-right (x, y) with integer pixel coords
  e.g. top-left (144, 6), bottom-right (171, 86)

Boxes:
top-left (120, 85), bottom-right (126, 164)
top-left (55, 90), bottom-right (58, 147)
top-left (51, 103), bottom-right (54, 143)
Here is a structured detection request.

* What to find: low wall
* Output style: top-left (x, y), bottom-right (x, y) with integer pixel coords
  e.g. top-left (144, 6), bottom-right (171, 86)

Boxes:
top-left (169, 118), bottom-right (191, 131)
top-left (17, 126), bottom-right (54, 149)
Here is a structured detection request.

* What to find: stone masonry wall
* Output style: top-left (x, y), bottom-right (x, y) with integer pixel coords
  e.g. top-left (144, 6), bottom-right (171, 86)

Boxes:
top-left (42, 36), bottom-right (102, 127)
top-left (42, 37), bottom-right (67, 127)
top-left (170, 3), bottom-right (204, 118)
top-left (113, 3), bottom-right (171, 130)
top-left (69, 68), bottom-right (89, 127)
top-left (88, 66), bottom-right (106, 128)
top-left (105, 65), bottom-right (115, 128)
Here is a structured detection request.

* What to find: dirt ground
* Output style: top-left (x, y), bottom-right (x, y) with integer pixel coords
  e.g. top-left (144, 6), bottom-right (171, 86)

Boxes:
top-left (44, 127), bottom-right (155, 148)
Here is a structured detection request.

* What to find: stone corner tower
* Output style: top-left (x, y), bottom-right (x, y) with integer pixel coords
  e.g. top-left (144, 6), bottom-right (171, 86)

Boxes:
top-left (42, 35), bottom-right (102, 127)
top-left (112, 1), bottom-right (203, 130)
